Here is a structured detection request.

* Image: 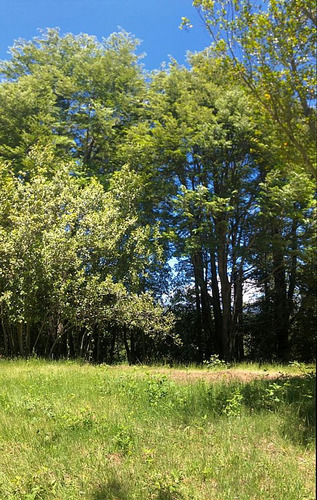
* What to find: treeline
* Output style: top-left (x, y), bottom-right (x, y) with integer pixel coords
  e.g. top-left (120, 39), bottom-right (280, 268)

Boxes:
top-left (0, 19), bottom-right (316, 362)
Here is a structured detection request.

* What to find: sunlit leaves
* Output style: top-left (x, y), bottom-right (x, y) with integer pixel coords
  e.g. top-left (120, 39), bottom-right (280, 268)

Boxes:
top-left (192, 0), bottom-right (317, 177)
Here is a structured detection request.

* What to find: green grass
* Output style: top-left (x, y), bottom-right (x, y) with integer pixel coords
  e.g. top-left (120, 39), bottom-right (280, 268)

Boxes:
top-left (0, 359), bottom-right (315, 499)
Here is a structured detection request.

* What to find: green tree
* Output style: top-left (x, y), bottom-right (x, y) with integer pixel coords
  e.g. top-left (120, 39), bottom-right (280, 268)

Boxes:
top-left (124, 55), bottom-right (263, 360)
top-left (0, 154), bottom-right (172, 360)
top-left (0, 28), bottom-right (145, 179)
top-left (185, 0), bottom-right (316, 177)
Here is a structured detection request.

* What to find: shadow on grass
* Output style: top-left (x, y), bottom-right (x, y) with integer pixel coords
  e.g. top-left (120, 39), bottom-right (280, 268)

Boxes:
top-left (91, 479), bottom-right (183, 500)
top-left (92, 478), bottom-right (130, 500)
top-left (240, 375), bottom-right (316, 447)
top-left (155, 493), bottom-right (183, 500)
top-left (182, 373), bottom-right (316, 447)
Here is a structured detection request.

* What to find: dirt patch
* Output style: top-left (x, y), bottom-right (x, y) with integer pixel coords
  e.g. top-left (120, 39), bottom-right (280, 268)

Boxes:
top-left (107, 453), bottom-right (123, 466)
top-left (148, 368), bottom-right (289, 384)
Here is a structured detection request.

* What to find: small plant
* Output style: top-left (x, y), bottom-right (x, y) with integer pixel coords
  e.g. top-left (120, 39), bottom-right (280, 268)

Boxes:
top-left (203, 354), bottom-right (229, 369)
top-left (146, 375), bottom-right (169, 407)
top-left (112, 424), bottom-right (134, 456)
top-left (264, 382), bottom-right (284, 403)
top-left (148, 471), bottom-right (184, 499)
top-left (60, 406), bottom-right (95, 431)
top-left (222, 389), bottom-right (243, 417)
top-left (201, 466), bottom-right (213, 481)
top-left (11, 467), bottom-right (58, 499)
top-left (142, 447), bottom-right (156, 465)
top-left (262, 379), bottom-right (291, 409)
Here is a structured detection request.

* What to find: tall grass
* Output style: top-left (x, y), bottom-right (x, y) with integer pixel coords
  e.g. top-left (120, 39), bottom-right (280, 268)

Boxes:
top-left (0, 359), bottom-right (315, 499)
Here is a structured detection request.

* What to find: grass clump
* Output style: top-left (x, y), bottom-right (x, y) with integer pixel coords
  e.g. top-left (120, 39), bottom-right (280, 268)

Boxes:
top-left (0, 359), bottom-right (315, 499)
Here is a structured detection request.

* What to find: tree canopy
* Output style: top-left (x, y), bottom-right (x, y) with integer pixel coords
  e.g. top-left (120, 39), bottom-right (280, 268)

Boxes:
top-left (0, 23), bottom-right (315, 363)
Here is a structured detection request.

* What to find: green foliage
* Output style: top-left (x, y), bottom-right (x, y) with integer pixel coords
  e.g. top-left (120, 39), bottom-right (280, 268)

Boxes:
top-left (263, 381), bottom-right (290, 406)
top-left (191, 0), bottom-right (317, 177)
top-left (0, 25), bottom-right (315, 364)
top-left (149, 470), bottom-right (184, 499)
top-left (0, 156), bottom-right (173, 360)
top-left (203, 354), bottom-right (229, 369)
top-left (146, 374), bottom-right (170, 406)
top-left (0, 28), bottom-right (145, 176)
top-left (112, 424), bottom-right (134, 456)
top-left (222, 389), bottom-right (243, 417)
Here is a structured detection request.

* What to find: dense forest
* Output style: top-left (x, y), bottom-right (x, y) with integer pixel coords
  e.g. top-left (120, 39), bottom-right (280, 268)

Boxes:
top-left (0, 0), bottom-right (316, 363)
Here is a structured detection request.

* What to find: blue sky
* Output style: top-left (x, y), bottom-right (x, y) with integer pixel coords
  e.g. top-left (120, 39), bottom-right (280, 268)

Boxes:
top-left (0, 0), bottom-right (211, 69)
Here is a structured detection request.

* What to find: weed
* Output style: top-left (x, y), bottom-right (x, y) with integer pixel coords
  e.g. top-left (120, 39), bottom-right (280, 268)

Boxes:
top-left (61, 406), bottom-right (95, 431)
top-left (146, 375), bottom-right (169, 407)
top-left (203, 354), bottom-right (229, 369)
top-left (112, 424), bottom-right (134, 456)
top-left (222, 389), bottom-right (243, 417)
top-left (263, 381), bottom-right (288, 405)
top-left (289, 361), bottom-right (315, 379)
top-left (147, 471), bottom-right (184, 499)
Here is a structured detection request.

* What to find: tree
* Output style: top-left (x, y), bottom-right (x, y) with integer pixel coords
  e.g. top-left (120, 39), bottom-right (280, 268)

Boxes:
top-left (248, 168), bottom-right (315, 359)
top-left (0, 153), bottom-right (173, 360)
top-left (184, 0), bottom-right (316, 177)
top-left (0, 26), bottom-right (315, 363)
top-left (0, 28), bottom-right (145, 179)
top-left (124, 55), bottom-right (263, 360)
top-left (181, 0), bottom-right (316, 359)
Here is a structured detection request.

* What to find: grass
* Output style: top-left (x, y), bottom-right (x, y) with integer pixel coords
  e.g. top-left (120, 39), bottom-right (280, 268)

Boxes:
top-left (0, 359), bottom-right (315, 499)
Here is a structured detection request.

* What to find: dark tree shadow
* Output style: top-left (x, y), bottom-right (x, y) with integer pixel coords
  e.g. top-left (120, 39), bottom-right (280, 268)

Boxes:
top-left (155, 492), bottom-right (183, 500)
top-left (240, 375), bottom-right (316, 447)
top-left (92, 478), bottom-right (130, 500)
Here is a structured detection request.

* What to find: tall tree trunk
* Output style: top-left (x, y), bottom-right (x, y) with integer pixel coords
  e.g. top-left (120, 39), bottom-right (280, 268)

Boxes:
top-left (130, 332), bottom-right (136, 364)
top-left (192, 251), bottom-right (213, 360)
top-left (210, 252), bottom-right (223, 357)
top-left (233, 267), bottom-right (244, 360)
top-left (123, 327), bottom-right (131, 365)
top-left (194, 269), bottom-right (203, 361)
top-left (5, 321), bottom-right (15, 355)
top-left (217, 230), bottom-right (232, 361)
top-left (17, 322), bottom-right (25, 357)
top-left (110, 330), bottom-right (116, 364)
top-left (141, 331), bottom-right (146, 363)
top-left (25, 324), bottom-right (30, 356)
top-left (288, 217), bottom-right (298, 319)
top-left (1, 306), bottom-right (9, 356)
top-left (96, 329), bottom-right (101, 363)
top-left (272, 229), bottom-right (289, 360)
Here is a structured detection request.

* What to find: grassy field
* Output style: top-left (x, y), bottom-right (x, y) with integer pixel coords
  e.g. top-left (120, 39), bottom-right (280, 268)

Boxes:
top-left (0, 360), bottom-right (315, 499)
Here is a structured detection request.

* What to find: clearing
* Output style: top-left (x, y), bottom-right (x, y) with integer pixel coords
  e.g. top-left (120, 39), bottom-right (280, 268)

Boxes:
top-left (0, 360), bottom-right (315, 499)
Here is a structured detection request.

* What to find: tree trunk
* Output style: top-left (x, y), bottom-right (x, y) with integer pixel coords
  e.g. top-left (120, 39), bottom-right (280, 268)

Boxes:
top-left (79, 331), bottom-right (86, 358)
top-left (272, 230), bottom-right (289, 360)
top-left (123, 327), bottom-right (131, 365)
top-left (96, 329), bottom-right (101, 363)
top-left (210, 252), bottom-right (223, 357)
top-left (141, 331), bottom-right (146, 363)
top-left (288, 217), bottom-right (298, 319)
top-left (233, 267), bottom-right (244, 360)
top-left (17, 322), bottom-right (25, 357)
top-left (194, 269), bottom-right (203, 361)
top-left (25, 324), bottom-right (30, 356)
top-left (192, 251), bottom-right (213, 360)
top-left (110, 330), bottom-right (116, 364)
top-left (217, 234), bottom-right (233, 361)
top-left (130, 332), bottom-right (136, 364)
top-left (1, 307), bottom-right (9, 356)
